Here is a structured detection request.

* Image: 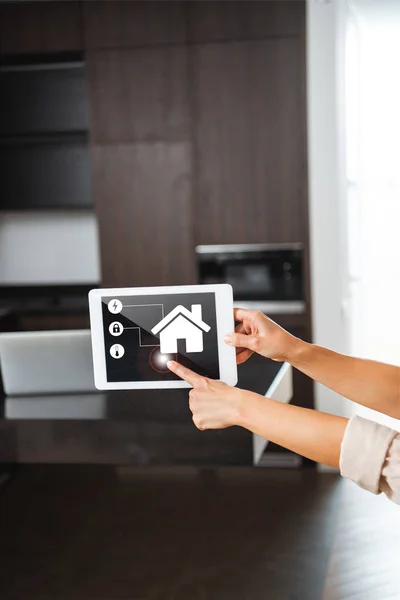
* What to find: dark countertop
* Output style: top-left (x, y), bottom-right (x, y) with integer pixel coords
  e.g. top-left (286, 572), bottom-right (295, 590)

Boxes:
top-left (0, 357), bottom-right (284, 466)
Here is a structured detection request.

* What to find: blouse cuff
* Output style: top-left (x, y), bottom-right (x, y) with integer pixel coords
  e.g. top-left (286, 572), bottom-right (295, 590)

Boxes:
top-left (340, 415), bottom-right (397, 494)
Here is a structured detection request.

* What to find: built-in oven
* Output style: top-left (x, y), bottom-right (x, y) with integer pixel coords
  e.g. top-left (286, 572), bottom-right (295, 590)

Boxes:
top-left (196, 243), bottom-right (305, 315)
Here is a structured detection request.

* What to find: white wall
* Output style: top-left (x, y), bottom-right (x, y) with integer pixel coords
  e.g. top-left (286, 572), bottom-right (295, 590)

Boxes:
top-left (306, 0), bottom-right (351, 419)
top-left (345, 0), bottom-right (400, 432)
top-left (0, 211), bottom-right (101, 284)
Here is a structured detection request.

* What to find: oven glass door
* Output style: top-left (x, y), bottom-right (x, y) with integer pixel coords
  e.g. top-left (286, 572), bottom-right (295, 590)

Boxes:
top-left (198, 251), bottom-right (304, 301)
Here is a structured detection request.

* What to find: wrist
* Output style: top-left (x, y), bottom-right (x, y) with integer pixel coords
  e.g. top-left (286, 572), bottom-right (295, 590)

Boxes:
top-left (285, 335), bottom-right (310, 365)
top-left (234, 389), bottom-right (262, 429)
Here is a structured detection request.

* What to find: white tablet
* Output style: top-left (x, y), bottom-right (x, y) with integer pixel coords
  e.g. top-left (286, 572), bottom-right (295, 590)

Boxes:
top-left (88, 284), bottom-right (237, 390)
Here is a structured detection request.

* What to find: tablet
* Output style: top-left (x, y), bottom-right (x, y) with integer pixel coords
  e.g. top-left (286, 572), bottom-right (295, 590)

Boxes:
top-left (88, 284), bottom-right (237, 390)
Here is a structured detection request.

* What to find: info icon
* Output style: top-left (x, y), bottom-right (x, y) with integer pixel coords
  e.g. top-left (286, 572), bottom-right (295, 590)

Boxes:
top-left (109, 321), bottom-right (123, 337)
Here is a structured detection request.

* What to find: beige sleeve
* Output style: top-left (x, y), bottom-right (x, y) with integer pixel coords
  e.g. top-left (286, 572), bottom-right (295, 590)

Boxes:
top-left (340, 415), bottom-right (400, 505)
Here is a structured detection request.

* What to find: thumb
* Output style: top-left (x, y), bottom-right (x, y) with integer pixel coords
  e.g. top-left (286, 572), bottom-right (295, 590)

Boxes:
top-left (224, 332), bottom-right (258, 350)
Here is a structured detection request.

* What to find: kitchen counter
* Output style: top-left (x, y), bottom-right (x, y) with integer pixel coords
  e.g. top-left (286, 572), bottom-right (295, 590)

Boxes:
top-left (0, 358), bottom-right (292, 466)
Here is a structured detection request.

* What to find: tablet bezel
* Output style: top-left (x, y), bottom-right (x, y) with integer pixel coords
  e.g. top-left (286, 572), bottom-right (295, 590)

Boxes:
top-left (88, 284), bottom-right (238, 390)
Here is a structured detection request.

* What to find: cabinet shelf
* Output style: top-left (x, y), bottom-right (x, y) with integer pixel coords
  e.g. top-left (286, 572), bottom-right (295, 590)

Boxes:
top-left (0, 52), bottom-right (91, 210)
top-left (0, 52), bottom-right (84, 70)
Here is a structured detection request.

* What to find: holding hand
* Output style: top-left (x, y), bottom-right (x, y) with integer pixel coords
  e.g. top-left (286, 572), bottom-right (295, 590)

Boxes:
top-left (224, 308), bottom-right (299, 364)
top-left (166, 308), bottom-right (300, 431)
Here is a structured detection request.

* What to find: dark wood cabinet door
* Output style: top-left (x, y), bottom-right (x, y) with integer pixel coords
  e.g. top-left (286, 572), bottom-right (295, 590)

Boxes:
top-left (87, 47), bottom-right (189, 144)
top-left (192, 38), bottom-right (307, 245)
top-left (0, 1), bottom-right (83, 55)
top-left (92, 143), bottom-right (196, 287)
top-left (187, 0), bottom-right (303, 43)
top-left (83, 0), bottom-right (186, 49)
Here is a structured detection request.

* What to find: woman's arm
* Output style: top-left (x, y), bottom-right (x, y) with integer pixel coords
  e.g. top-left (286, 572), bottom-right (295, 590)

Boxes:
top-left (290, 342), bottom-right (400, 420)
top-left (168, 361), bottom-right (400, 504)
top-left (167, 360), bottom-right (348, 468)
top-left (168, 360), bottom-right (400, 504)
top-left (239, 391), bottom-right (348, 467)
top-left (225, 309), bottom-right (400, 420)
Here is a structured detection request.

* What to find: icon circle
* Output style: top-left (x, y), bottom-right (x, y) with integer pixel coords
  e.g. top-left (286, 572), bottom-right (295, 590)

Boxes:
top-left (110, 344), bottom-right (125, 359)
top-left (109, 321), bottom-right (123, 336)
top-left (108, 299), bottom-right (122, 314)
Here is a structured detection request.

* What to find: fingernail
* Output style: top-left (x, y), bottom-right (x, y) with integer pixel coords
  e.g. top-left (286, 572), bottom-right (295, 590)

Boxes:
top-left (224, 334), bottom-right (233, 345)
top-left (167, 360), bottom-right (174, 368)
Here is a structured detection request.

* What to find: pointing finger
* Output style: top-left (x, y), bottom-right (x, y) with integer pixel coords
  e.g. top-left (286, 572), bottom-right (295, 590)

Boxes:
top-left (167, 360), bottom-right (203, 387)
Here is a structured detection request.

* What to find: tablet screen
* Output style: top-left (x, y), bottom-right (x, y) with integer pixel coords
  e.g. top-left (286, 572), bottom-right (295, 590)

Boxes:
top-left (101, 292), bottom-right (220, 382)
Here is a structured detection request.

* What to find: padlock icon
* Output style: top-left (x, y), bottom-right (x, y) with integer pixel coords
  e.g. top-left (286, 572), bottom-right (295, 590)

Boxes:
top-left (109, 321), bottom-right (123, 336)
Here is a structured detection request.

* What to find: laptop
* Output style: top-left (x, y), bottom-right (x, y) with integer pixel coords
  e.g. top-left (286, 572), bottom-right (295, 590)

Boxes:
top-left (0, 330), bottom-right (96, 396)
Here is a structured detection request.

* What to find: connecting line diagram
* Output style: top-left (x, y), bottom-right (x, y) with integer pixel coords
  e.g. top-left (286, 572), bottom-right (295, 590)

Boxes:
top-left (121, 303), bottom-right (164, 348)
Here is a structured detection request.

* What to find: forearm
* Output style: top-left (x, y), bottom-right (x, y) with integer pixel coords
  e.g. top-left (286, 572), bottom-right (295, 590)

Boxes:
top-left (288, 340), bottom-right (400, 420)
top-left (237, 390), bottom-right (348, 467)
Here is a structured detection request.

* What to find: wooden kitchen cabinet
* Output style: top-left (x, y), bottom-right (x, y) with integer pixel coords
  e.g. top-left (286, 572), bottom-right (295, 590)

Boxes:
top-left (87, 47), bottom-right (189, 144)
top-left (0, 1), bottom-right (83, 55)
top-left (86, 39), bottom-right (193, 287)
top-left (87, 0), bottom-right (309, 292)
top-left (191, 36), bottom-right (307, 246)
top-left (83, 0), bottom-right (186, 49)
top-left (83, 0), bottom-right (302, 50)
top-left (186, 0), bottom-right (303, 43)
top-left (91, 143), bottom-right (196, 288)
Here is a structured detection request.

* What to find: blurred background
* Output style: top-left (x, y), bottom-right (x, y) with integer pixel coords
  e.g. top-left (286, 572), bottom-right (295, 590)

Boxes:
top-left (0, 1), bottom-right (399, 599)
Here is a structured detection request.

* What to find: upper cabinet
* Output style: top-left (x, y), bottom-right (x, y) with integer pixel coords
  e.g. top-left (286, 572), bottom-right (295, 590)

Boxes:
top-left (87, 46), bottom-right (189, 144)
top-left (86, 0), bottom-right (308, 278)
top-left (83, 0), bottom-right (303, 48)
top-left (0, 2), bottom-right (83, 55)
top-left (186, 0), bottom-right (303, 43)
top-left (83, 1), bottom-right (186, 49)
top-left (91, 143), bottom-right (196, 288)
top-left (192, 37), bottom-right (307, 245)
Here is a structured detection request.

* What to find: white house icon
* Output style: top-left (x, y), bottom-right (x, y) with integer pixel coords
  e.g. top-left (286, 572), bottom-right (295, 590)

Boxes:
top-left (151, 304), bottom-right (211, 354)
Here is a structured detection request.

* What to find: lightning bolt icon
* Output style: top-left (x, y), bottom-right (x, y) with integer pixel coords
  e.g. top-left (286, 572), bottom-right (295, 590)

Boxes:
top-left (113, 301), bottom-right (118, 311)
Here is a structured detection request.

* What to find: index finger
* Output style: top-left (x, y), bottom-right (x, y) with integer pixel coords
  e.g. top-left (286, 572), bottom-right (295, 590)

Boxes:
top-left (167, 360), bottom-right (203, 386)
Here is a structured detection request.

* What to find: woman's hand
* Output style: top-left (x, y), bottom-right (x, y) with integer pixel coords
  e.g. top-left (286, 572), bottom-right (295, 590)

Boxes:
top-left (224, 308), bottom-right (300, 364)
top-left (167, 360), bottom-right (245, 430)
top-left (167, 361), bottom-right (347, 469)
